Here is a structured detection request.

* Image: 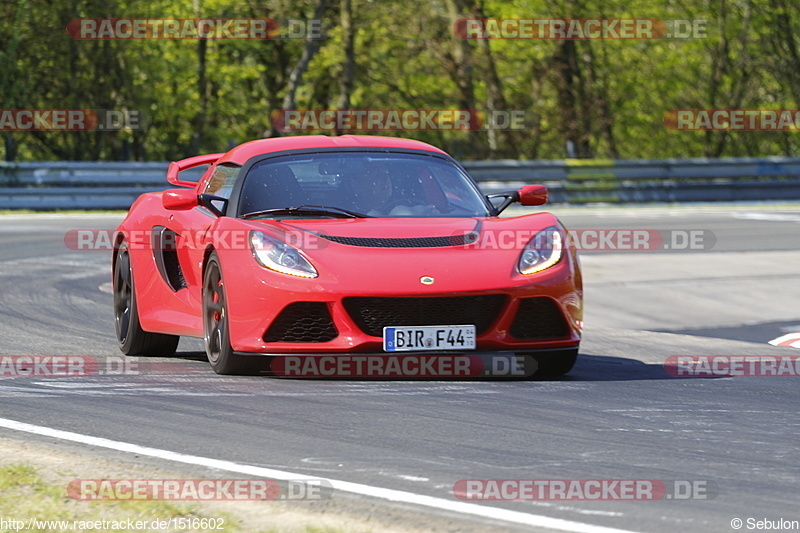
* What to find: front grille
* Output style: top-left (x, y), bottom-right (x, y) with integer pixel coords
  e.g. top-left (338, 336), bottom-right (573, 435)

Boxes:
top-left (343, 295), bottom-right (506, 337)
top-left (509, 297), bottom-right (570, 339)
top-left (318, 233), bottom-right (475, 248)
top-left (264, 302), bottom-right (338, 342)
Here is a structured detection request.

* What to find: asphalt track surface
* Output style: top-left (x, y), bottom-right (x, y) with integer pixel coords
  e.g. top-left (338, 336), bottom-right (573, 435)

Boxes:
top-left (1, 205), bottom-right (799, 532)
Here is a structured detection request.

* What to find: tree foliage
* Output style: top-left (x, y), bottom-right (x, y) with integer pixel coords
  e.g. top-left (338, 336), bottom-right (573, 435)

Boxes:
top-left (1, 0), bottom-right (798, 161)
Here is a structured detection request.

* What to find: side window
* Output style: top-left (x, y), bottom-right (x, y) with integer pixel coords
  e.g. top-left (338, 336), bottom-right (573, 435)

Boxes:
top-left (203, 164), bottom-right (240, 199)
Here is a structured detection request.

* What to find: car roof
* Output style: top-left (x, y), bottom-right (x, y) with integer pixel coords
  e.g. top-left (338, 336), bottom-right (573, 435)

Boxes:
top-left (216, 135), bottom-right (448, 165)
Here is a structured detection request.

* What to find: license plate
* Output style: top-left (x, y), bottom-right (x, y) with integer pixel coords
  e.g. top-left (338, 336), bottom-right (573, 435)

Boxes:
top-left (383, 325), bottom-right (476, 352)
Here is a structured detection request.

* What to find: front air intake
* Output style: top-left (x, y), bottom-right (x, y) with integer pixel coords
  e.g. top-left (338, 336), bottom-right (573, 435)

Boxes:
top-left (264, 302), bottom-right (338, 342)
top-left (509, 297), bottom-right (570, 339)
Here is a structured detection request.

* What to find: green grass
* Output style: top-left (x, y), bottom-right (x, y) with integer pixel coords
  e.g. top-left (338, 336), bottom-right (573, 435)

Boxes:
top-left (568, 195), bottom-right (621, 204)
top-left (0, 463), bottom-right (356, 533)
top-left (0, 463), bottom-right (236, 532)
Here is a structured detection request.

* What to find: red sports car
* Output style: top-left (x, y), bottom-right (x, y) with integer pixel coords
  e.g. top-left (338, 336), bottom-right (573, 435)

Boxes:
top-left (112, 135), bottom-right (582, 376)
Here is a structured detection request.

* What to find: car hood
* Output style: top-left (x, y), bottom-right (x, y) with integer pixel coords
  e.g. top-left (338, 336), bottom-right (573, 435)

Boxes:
top-left (243, 215), bottom-right (563, 248)
top-left (277, 217), bottom-right (482, 240)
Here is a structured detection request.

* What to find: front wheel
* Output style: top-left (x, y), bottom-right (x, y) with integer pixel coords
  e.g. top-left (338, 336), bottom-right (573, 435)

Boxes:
top-left (113, 242), bottom-right (179, 356)
top-left (203, 252), bottom-right (258, 375)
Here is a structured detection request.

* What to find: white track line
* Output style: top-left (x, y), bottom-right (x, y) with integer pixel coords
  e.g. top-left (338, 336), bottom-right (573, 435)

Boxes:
top-left (0, 417), bottom-right (640, 533)
top-left (769, 332), bottom-right (800, 348)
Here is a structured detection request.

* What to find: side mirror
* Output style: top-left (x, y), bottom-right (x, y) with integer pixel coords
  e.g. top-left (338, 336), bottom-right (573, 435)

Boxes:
top-left (518, 184), bottom-right (548, 206)
top-left (487, 184), bottom-right (548, 214)
top-left (162, 189), bottom-right (198, 210)
top-left (198, 194), bottom-right (228, 217)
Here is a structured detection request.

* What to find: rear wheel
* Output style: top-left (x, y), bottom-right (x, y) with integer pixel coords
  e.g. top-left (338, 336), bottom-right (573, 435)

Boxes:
top-left (203, 253), bottom-right (257, 375)
top-left (113, 242), bottom-right (179, 356)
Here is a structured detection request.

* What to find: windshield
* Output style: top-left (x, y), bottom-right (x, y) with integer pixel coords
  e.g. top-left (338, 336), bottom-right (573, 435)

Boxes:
top-left (238, 152), bottom-right (492, 218)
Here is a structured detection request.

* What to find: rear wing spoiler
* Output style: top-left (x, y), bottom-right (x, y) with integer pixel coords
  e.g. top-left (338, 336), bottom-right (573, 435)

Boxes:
top-left (166, 153), bottom-right (225, 188)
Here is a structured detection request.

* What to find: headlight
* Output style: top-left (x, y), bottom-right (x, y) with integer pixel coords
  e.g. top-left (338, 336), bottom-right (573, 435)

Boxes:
top-left (518, 226), bottom-right (563, 275)
top-left (250, 231), bottom-right (318, 278)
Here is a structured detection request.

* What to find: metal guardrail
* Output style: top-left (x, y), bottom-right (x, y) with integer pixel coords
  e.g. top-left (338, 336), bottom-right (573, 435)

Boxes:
top-left (2, 157), bottom-right (800, 210)
top-left (0, 162), bottom-right (200, 210)
top-left (467, 157), bottom-right (800, 203)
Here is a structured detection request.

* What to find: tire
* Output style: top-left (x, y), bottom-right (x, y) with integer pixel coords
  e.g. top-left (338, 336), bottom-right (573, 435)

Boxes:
top-left (203, 252), bottom-right (258, 375)
top-left (113, 242), bottom-right (179, 356)
top-left (520, 348), bottom-right (579, 378)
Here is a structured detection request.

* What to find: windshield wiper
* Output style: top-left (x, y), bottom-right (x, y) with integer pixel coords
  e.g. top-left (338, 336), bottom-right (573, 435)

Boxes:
top-left (241, 205), bottom-right (370, 219)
